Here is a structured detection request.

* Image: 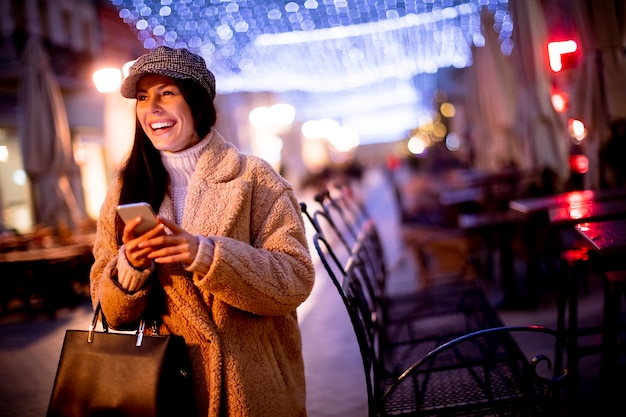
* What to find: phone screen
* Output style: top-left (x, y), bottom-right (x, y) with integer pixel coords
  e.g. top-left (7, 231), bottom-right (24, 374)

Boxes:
top-left (116, 203), bottom-right (158, 235)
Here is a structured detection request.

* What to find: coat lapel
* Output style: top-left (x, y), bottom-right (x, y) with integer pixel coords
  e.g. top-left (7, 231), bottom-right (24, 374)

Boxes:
top-left (180, 131), bottom-right (251, 242)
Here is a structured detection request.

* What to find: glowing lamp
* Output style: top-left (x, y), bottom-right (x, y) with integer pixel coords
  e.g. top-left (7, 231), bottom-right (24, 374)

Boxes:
top-left (92, 68), bottom-right (123, 93)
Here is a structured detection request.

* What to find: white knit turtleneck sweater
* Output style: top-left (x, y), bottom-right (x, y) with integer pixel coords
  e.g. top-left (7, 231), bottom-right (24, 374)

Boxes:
top-left (160, 135), bottom-right (212, 224)
top-left (154, 134), bottom-right (215, 275)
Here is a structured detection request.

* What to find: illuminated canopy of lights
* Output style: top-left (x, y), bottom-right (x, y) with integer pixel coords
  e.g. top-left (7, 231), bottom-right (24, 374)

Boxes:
top-left (109, 0), bottom-right (513, 94)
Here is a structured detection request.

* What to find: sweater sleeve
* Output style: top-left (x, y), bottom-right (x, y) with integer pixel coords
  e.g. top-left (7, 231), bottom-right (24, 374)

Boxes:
top-left (185, 236), bottom-right (215, 276)
top-left (116, 245), bottom-right (155, 289)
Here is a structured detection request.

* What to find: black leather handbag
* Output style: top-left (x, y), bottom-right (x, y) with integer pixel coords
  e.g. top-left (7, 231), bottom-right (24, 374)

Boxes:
top-left (46, 303), bottom-right (196, 417)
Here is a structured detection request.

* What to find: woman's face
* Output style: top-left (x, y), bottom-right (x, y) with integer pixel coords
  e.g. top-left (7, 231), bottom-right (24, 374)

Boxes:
top-left (135, 74), bottom-right (201, 152)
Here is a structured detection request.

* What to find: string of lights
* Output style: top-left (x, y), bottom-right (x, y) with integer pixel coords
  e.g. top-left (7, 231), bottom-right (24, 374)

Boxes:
top-left (109, 0), bottom-right (513, 94)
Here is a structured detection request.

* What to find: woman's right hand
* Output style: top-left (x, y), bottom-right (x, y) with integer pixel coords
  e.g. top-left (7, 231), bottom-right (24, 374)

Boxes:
top-left (122, 216), bottom-right (166, 269)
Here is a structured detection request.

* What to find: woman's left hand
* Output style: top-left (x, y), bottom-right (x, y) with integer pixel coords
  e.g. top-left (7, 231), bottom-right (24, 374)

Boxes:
top-left (138, 217), bottom-right (199, 265)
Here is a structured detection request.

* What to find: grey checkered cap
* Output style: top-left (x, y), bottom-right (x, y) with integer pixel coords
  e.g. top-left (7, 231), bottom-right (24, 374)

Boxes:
top-left (120, 46), bottom-right (216, 101)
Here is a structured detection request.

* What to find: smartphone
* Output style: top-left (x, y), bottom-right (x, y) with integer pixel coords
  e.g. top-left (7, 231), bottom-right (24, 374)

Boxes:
top-left (116, 202), bottom-right (159, 235)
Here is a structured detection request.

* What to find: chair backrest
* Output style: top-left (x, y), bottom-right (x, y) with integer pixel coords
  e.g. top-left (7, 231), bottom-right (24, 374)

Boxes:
top-left (301, 199), bottom-right (353, 269)
top-left (357, 219), bottom-right (387, 304)
top-left (312, 188), bottom-right (362, 251)
top-left (308, 186), bottom-right (388, 303)
top-left (310, 229), bottom-right (383, 417)
top-left (302, 195), bottom-right (386, 416)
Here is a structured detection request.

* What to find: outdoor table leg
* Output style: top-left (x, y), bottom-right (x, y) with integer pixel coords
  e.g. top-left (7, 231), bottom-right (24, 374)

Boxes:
top-left (600, 270), bottom-right (626, 407)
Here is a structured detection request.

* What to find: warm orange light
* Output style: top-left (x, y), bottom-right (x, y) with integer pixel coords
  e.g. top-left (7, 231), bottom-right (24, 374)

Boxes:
top-left (92, 68), bottom-right (123, 93)
top-left (548, 40), bottom-right (578, 72)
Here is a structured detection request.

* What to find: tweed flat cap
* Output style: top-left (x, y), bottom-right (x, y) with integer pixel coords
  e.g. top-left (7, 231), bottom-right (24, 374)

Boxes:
top-left (121, 46), bottom-right (216, 101)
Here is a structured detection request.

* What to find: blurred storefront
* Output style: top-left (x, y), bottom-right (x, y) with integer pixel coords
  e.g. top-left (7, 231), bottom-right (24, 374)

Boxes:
top-left (0, 0), bottom-right (141, 233)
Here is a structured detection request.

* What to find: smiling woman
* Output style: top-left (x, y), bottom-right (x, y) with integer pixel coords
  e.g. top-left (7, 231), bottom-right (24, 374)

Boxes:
top-left (89, 46), bottom-right (315, 417)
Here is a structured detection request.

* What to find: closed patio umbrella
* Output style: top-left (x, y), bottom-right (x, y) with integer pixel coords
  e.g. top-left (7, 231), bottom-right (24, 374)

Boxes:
top-left (508, 0), bottom-right (569, 186)
top-left (464, 9), bottom-right (521, 171)
top-left (569, 0), bottom-right (626, 189)
top-left (464, 1), bottom-right (570, 188)
top-left (17, 37), bottom-right (86, 233)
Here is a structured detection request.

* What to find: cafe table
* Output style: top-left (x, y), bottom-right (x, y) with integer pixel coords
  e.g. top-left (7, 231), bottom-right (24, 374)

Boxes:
top-left (508, 189), bottom-right (626, 301)
top-left (0, 237), bottom-right (94, 317)
top-left (548, 198), bottom-right (626, 226)
top-left (438, 169), bottom-right (528, 300)
top-left (510, 187), bottom-right (626, 218)
top-left (509, 189), bottom-right (626, 391)
top-left (440, 167), bottom-right (526, 209)
top-left (574, 219), bottom-right (626, 406)
top-left (0, 241), bottom-right (92, 264)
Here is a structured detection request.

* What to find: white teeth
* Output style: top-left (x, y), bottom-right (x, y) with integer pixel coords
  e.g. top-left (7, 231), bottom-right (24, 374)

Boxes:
top-left (151, 121), bottom-right (174, 130)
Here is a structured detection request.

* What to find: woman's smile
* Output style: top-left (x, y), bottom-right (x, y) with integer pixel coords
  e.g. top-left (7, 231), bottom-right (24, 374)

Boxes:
top-left (150, 120), bottom-right (176, 131)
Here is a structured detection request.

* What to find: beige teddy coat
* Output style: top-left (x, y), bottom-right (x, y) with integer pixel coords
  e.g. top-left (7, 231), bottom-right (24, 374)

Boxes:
top-left (90, 131), bottom-right (315, 417)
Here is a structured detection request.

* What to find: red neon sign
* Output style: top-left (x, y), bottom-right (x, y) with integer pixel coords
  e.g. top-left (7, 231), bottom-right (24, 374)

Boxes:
top-left (548, 40), bottom-right (578, 72)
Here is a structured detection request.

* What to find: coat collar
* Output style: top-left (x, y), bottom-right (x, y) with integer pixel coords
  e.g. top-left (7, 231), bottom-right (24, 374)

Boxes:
top-left (195, 130), bottom-right (243, 184)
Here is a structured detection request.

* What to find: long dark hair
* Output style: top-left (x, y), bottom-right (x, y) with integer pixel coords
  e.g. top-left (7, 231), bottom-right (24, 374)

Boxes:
top-left (115, 77), bottom-right (218, 243)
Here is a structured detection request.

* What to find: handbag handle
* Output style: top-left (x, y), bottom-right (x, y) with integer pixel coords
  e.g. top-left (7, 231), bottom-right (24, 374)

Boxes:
top-left (88, 302), bottom-right (149, 347)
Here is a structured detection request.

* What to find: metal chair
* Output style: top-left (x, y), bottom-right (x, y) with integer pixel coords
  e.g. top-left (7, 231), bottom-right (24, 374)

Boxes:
top-left (301, 189), bottom-right (570, 416)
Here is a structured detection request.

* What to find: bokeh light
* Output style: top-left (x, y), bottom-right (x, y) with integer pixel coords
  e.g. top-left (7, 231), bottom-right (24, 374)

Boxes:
top-left (109, 0), bottom-right (513, 94)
